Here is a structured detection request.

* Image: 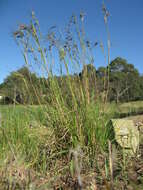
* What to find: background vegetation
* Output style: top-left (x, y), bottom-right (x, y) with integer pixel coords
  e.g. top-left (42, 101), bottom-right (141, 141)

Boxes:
top-left (1, 57), bottom-right (143, 105)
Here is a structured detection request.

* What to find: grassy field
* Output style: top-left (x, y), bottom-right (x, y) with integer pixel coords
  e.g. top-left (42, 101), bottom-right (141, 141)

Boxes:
top-left (106, 101), bottom-right (143, 118)
top-left (0, 103), bottom-right (112, 189)
top-left (0, 102), bottom-right (143, 189)
top-left (0, 105), bottom-right (57, 189)
top-left (118, 101), bottom-right (143, 114)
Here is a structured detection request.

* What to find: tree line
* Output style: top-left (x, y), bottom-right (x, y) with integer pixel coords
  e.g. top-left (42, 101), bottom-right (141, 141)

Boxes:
top-left (0, 57), bottom-right (143, 104)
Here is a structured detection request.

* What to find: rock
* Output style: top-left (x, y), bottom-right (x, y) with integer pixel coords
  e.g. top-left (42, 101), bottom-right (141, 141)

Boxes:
top-left (111, 119), bottom-right (139, 154)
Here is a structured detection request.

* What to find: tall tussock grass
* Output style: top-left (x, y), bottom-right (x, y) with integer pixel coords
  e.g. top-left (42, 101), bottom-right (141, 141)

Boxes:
top-left (0, 5), bottom-right (117, 189)
top-left (13, 9), bottom-right (111, 149)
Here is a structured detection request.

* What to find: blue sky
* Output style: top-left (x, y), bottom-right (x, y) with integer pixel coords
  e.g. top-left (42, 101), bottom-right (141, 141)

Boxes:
top-left (0, 0), bottom-right (143, 83)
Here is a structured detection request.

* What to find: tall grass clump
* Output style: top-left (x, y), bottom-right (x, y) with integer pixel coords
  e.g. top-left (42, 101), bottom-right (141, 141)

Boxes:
top-left (0, 5), bottom-right (115, 189)
top-left (14, 8), bottom-right (111, 146)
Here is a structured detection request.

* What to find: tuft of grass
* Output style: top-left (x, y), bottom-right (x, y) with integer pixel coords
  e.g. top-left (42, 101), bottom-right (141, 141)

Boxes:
top-left (0, 7), bottom-right (114, 188)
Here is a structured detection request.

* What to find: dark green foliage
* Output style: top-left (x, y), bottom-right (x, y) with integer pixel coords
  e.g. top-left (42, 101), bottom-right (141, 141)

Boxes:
top-left (109, 57), bottom-right (142, 102)
top-left (0, 67), bottom-right (47, 104)
top-left (96, 57), bottom-right (143, 103)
